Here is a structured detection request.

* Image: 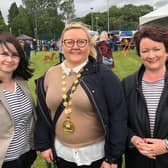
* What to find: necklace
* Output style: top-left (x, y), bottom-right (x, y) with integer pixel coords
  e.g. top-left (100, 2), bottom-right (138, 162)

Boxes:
top-left (61, 69), bottom-right (82, 135)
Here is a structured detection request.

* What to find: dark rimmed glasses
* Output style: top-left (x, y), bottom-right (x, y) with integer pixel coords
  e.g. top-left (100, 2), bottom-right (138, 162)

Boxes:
top-left (62, 39), bottom-right (88, 48)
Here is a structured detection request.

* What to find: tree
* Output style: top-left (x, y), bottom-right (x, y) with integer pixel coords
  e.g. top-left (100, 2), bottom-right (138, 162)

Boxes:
top-left (22, 0), bottom-right (66, 39)
top-left (77, 4), bottom-right (153, 31)
top-left (8, 2), bottom-right (19, 26)
top-left (59, 0), bottom-right (75, 23)
top-left (0, 11), bottom-right (8, 31)
top-left (11, 7), bottom-right (33, 36)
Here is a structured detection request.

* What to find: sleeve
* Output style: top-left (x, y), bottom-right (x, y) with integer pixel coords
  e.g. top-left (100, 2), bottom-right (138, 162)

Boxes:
top-left (34, 75), bottom-right (54, 152)
top-left (102, 69), bottom-right (128, 162)
top-left (121, 77), bottom-right (136, 147)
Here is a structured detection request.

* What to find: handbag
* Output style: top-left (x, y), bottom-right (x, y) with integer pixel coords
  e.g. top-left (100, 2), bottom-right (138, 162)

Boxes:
top-left (97, 42), bottom-right (113, 66)
top-left (102, 56), bottom-right (113, 65)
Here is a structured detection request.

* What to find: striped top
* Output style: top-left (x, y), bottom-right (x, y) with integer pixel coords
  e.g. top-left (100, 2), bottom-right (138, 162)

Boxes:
top-left (142, 79), bottom-right (164, 137)
top-left (3, 82), bottom-right (32, 161)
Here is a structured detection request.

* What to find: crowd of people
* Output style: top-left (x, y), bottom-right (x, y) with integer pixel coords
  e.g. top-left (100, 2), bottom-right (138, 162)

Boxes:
top-left (1, 21), bottom-right (168, 168)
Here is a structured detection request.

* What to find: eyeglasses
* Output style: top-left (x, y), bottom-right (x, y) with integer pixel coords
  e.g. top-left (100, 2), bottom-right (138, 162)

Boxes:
top-left (62, 39), bottom-right (88, 48)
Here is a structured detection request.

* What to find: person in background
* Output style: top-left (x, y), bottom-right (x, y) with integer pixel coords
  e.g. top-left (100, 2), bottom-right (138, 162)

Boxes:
top-left (58, 39), bottom-right (64, 63)
top-left (32, 39), bottom-right (37, 56)
top-left (0, 32), bottom-right (36, 168)
top-left (96, 31), bottom-right (114, 69)
top-left (107, 34), bottom-right (113, 51)
top-left (122, 25), bottom-right (168, 168)
top-left (23, 40), bottom-right (31, 61)
top-left (34, 22), bottom-right (127, 168)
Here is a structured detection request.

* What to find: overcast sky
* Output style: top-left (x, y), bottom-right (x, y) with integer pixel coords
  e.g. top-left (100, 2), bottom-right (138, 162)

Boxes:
top-left (0, 0), bottom-right (168, 23)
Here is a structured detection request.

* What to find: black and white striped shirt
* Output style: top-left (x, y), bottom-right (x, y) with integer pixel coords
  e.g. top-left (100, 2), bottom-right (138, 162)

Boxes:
top-left (142, 79), bottom-right (164, 137)
top-left (3, 82), bottom-right (33, 161)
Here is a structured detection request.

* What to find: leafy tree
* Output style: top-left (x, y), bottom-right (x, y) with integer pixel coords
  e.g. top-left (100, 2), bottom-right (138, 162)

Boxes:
top-left (59, 0), bottom-right (75, 23)
top-left (4, 3), bottom-right (154, 39)
top-left (118, 4), bottom-right (153, 30)
top-left (0, 11), bottom-right (8, 31)
top-left (22, 0), bottom-right (67, 39)
top-left (8, 2), bottom-right (19, 26)
top-left (78, 4), bottom-right (153, 31)
top-left (11, 7), bottom-right (33, 36)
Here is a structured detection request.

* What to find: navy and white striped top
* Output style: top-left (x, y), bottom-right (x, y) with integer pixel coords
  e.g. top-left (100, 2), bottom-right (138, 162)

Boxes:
top-left (3, 82), bottom-right (33, 161)
top-left (142, 79), bottom-right (164, 137)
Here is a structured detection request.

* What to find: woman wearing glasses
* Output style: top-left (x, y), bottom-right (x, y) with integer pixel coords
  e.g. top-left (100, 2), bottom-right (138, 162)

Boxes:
top-left (35, 22), bottom-right (127, 168)
top-left (0, 32), bottom-right (36, 168)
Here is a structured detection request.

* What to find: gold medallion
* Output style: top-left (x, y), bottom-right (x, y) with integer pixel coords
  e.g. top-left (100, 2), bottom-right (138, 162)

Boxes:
top-left (63, 117), bottom-right (75, 135)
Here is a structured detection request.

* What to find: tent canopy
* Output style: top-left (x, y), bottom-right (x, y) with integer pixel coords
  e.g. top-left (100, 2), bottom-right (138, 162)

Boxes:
top-left (140, 4), bottom-right (168, 26)
top-left (16, 34), bottom-right (33, 40)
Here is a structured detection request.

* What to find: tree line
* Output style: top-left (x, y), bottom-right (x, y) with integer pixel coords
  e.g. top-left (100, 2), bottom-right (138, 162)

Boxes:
top-left (0, 0), bottom-right (153, 40)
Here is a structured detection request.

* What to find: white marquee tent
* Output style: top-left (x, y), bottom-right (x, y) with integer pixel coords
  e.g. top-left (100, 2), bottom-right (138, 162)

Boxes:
top-left (139, 4), bottom-right (168, 27)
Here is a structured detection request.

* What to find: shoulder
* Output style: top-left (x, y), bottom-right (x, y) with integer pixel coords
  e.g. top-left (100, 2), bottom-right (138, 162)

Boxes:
top-left (90, 64), bottom-right (122, 91)
top-left (122, 65), bottom-right (143, 87)
top-left (15, 77), bottom-right (28, 86)
top-left (46, 64), bottom-right (61, 76)
top-left (98, 64), bottom-right (120, 82)
top-left (35, 64), bottom-right (61, 83)
top-left (121, 71), bottom-right (138, 96)
top-left (122, 73), bottom-right (136, 83)
top-left (41, 64), bottom-right (62, 91)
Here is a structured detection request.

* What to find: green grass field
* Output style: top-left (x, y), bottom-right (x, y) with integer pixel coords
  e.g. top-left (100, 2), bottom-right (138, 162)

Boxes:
top-left (30, 49), bottom-right (141, 168)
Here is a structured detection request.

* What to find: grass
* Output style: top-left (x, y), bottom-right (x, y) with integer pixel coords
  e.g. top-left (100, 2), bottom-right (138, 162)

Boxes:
top-left (29, 51), bottom-right (58, 168)
top-left (28, 51), bottom-right (59, 100)
top-left (112, 49), bottom-right (141, 79)
top-left (29, 49), bottom-right (141, 168)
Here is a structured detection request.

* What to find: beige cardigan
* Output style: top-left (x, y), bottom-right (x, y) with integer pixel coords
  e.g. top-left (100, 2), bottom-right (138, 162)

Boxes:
top-left (0, 78), bottom-right (36, 167)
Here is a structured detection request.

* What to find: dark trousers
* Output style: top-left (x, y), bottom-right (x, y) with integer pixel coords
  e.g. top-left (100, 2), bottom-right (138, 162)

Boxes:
top-left (2, 150), bottom-right (37, 168)
top-left (55, 157), bottom-right (104, 168)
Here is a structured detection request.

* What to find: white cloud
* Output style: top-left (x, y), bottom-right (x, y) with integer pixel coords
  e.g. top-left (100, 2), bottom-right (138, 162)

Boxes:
top-left (0, 0), bottom-right (22, 23)
top-left (74, 0), bottom-right (151, 17)
top-left (154, 0), bottom-right (168, 8)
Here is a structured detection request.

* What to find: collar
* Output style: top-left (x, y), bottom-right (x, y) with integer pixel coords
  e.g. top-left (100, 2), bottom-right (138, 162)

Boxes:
top-left (136, 62), bottom-right (168, 87)
top-left (61, 58), bottom-right (88, 75)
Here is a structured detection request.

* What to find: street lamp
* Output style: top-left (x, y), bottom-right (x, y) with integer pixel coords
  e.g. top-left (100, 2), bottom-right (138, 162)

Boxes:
top-left (35, 16), bottom-right (38, 39)
top-left (90, 7), bottom-right (94, 30)
top-left (9, 26), bottom-right (12, 33)
top-left (107, 0), bottom-right (110, 32)
top-left (96, 17), bottom-right (99, 32)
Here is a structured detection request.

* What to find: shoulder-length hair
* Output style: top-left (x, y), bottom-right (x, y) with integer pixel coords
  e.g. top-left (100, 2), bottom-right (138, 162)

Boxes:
top-left (134, 25), bottom-right (168, 56)
top-left (0, 32), bottom-right (34, 80)
top-left (99, 31), bottom-right (108, 41)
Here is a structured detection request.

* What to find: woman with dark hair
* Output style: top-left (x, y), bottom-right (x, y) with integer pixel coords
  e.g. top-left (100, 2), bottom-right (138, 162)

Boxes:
top-left (122, 25), bottom-right (168, 168)
top-left (0, 32), bottom-right (36, 168)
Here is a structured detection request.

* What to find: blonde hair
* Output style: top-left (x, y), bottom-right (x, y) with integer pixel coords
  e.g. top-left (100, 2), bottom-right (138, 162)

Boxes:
top-left (99, 31), bottom-right (108, 41)
top-left (60, 22), bottom-right (97, 58)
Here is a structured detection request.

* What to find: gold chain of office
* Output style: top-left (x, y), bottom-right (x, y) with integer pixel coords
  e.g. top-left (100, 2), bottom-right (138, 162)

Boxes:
top-left (61, 68), bottom-right (83, 135)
